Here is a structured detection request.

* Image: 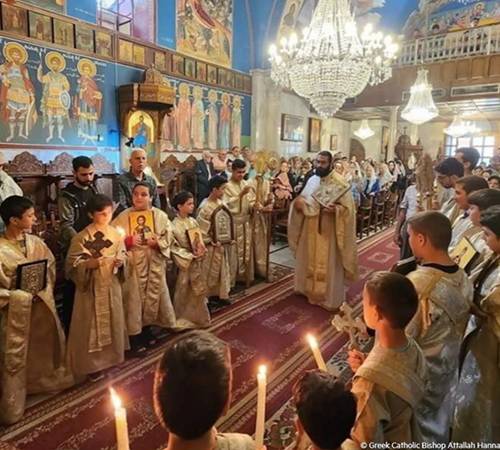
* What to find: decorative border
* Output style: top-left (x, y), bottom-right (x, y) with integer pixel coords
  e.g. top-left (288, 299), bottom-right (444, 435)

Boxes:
top-left (0, 0), bottom-right (252, 95)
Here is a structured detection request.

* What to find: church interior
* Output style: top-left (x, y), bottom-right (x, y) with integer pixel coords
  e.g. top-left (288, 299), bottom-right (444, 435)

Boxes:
top-left (0, 0), bottom-right (500, 448)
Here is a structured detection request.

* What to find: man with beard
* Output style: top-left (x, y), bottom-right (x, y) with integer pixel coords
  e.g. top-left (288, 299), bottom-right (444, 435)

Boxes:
top-left (58, 156), bottom-right (99, 330)
top-left (288, 151), bottom-right (358, 311)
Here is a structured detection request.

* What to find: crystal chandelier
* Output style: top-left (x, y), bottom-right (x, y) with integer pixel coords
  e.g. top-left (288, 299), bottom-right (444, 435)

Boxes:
top-left (353, 119), bottom-right (375, 140)
top-left (268, 0), bottom-right (399, 118)
top-left (444, 115), bottom-right (467, 138)
top-left (401, 69), bottom-right (439, 125)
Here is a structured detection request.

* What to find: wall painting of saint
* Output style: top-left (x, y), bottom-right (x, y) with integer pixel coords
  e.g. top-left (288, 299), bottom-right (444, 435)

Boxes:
top-left (176, 0), bottom-right (233, 68)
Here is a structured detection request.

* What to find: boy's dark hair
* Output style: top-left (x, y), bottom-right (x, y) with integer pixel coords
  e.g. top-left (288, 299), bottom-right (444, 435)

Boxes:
top-left (468, 189), bottom-right (500, 211)
top-left (231, 159), bottom-right (246, 171)
top-left (488, 175), bottom-right (500, 184)
top-left (0, 196), bottom-right (34, 225)
top-left (72, 156), bottom-right (93, 172)
top-left (132, 181), bottom-right (153, 196)
top-left (407, 211), bottom-right (452, 251)
top-left (435, 157), bottom-right (464, 178)
top-left (154, 331), bottom-right (231, 440)
top-left (87, 194), bottom-right (113, 214)
top-left (209, 175), bottom-right (228, 192)
top-left (480, 205), bottom-right (500, 238)
top-left (456, 147), bottom-right (480, 170)
top-left (293, 370), bottom-right (356, 450)
top-left (365, 271), bottom-right (419, 329)
top-left (455, 175), bottom-right (489, 194)
top-left (172, 190), bottom-right (194, 210)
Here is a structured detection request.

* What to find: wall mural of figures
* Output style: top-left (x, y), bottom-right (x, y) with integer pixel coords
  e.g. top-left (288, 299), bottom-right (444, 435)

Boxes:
top-left (0, 37), bottom-right (116, 148)
top-left (20, 0), bottom-right (65, 14)
top-left (176, 0), bottom-right (233, 68)
top-left (160, 79), bottom-right (246, 153)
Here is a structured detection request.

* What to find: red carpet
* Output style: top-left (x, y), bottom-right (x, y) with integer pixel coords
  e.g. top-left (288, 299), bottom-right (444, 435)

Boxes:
top-left (0, 229), bottom-right (398, 450)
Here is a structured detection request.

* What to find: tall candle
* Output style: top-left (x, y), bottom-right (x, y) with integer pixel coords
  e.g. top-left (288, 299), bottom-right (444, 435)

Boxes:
top-left (255, 365), bottom-right (267, 450)
top-left (306, 334), bottom-right (327, 371)
top-left (116, 226), bottom-right (126, 239)
top-left (110, 387), bottom-right (130, 450)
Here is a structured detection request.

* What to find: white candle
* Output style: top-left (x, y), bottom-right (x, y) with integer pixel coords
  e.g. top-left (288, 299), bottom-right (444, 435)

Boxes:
top-left (306, 334), bottom-right (327, 371)
top-left (255, 365), bottom-right (267, 450)
top-left (116, 226), bottom-right (126, 239)
top-left (110, 387), bottom-right (130, 450)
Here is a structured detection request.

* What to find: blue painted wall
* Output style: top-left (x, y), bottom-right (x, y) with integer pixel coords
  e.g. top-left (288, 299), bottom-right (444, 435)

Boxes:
top-left (67, 0), bottom-right (97, 24)
top-left (157, 0), bottom-right (176, 50)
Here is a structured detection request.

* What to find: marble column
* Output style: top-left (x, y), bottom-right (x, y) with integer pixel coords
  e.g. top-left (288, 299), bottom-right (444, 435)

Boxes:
top-left (251, 69), bottom-right (281, 152)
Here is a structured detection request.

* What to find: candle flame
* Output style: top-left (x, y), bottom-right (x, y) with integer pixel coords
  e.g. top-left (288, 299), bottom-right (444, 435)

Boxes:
top-left (306, 333), bottom-right (318, 349)
top-left (116, 226), bottom-right (126, 238)
top-left (110, 387), bottom-right (122, 409)
top-left (258, 365), bottom-right (267, 376)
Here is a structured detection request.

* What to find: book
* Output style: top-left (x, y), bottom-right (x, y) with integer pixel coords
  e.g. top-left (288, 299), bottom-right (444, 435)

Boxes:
top-left (16, 259), bottom-right (48, 295)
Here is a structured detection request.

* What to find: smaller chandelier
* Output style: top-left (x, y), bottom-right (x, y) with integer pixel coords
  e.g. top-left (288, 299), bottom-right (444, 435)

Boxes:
top-left (401, 69), bottom-right (439, 125)
top-left (353, 119), bottom-right (375, 140)
top-left (444, 115), bottom-right (467, 138)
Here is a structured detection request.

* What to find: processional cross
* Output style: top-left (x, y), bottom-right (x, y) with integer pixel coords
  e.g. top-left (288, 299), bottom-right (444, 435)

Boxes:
top-left (83, 231), bottom-right (113, 258)
top-left (331, 303), bottom-right (367, 351)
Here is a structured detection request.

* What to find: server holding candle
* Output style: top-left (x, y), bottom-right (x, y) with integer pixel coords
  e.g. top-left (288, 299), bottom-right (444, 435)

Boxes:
top-left (153, 331), bottom-right (255, 450)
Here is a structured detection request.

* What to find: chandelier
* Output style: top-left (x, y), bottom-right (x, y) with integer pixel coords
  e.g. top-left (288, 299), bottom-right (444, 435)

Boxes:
top-left (401, 69), bottom-right (439, 125)
top-left (353, 119), bottom-right (375, 140)
top-left (268, 0), bottom-right (399, 117)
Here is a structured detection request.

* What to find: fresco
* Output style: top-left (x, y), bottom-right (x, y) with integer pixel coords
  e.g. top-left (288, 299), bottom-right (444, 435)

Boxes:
top-left (0, 37), bottom-right (116, 147)
top-left (176, 0), bottom-right (233, 67)
top-left (159, 79), bottom-right (245, 152)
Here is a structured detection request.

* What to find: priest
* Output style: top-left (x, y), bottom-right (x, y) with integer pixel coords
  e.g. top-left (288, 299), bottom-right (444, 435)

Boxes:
top-left (0, 196), bottom-right (72, 425)
top-left (288, 151), bottom-right (358, 311)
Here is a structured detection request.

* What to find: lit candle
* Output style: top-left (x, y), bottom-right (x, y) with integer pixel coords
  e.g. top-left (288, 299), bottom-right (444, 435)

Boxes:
top-left (306, 334), bottom-right (327, 371)
top-left (116, 226), bottom-right (126, 239)
top-left (110, 387), bottom-right (130, 450)
top-left (255, 365), bottom-right (267, 450)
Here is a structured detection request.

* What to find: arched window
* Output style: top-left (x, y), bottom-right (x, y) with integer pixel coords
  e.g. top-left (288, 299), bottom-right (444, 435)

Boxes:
top-left (98, 0), bottom-right (155, 43)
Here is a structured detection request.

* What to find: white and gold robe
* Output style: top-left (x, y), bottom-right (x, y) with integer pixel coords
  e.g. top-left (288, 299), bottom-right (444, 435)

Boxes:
top-left (440, 197), bottom-right (460, 226)
top-left (249, 176), bottom-right (272, 279)
top-left (112, 207), bottom-right (176, 335)
top-left (351, 338), bottom-right (427, 444)
top-left (223, 179), bottom-right (255, 283)
top-left (171, 216), bottom-right (210, 329)
top-left (65, 224), bottom-right (128, 377)
top-left (407, 266), bottom-right (472, 442)
top-left (452, 256), bottom-right (500, 442)
top-left (449, 212), bottom-right (473, 252)
top-left (196, 198), bottom-right (237, 299)
top-left (288, 172), bottom-right (358, 311)
top-left (0, 234), bottom-right (73, 425)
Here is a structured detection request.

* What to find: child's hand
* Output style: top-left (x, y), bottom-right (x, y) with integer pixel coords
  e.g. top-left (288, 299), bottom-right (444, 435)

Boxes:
top-left (146, 236), bottom-right (159, 249)
top-left (85, 257), bottom-right (102, 269)
top-left (347, 349), bottom-right (366, 373)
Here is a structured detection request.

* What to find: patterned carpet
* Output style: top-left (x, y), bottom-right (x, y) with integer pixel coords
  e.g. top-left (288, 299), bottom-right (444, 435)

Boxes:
top-left (0, 229), bottom-right (398, 450)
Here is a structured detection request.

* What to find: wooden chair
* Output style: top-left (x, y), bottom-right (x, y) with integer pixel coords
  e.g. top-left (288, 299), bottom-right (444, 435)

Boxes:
top-left (371, 191), bottom-right (386, 232)
top-left (271, 197), bottom-right (291, 244)
top-left (356, 193), bottom-right (372, 239)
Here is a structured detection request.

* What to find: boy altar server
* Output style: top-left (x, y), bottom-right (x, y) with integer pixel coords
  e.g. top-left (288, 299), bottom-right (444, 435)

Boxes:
top-left (112, 182), bottom-right (176, 351)
top-left (406, 211), bottom-right (472, 442)
top-left (0, 196), bottom-right (72, 424)
top-left (66, 194), bottom-right (128, 381)
top-left (348, 272), bottom-right (427, 444)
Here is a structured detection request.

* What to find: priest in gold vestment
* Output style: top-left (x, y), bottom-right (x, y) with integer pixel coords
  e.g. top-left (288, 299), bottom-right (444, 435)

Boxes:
top-left (405, 212), bottom-right (472, 442)
top-left (288, 151), bottom-right (357, 311)
top-left (222, 159), bottom-right (256, 284)
top-left (66, 195), bottom-right (128, 380)
top-left (196, 175), bottom-right (237, 302)
top-left (112, 182), bottom-right (176, 350)
top-left (0, 196), bottom-right (72, 425)
top-left (453, 205), bottom-right (500, 442)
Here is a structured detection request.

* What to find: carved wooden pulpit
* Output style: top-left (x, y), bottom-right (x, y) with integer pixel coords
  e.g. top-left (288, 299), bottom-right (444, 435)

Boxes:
top-left (118, 66), bottom-right (175, 177)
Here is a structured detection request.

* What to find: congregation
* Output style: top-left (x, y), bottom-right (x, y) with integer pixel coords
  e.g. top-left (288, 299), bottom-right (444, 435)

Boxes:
top-left (0, 142), bottom-right (500, 448)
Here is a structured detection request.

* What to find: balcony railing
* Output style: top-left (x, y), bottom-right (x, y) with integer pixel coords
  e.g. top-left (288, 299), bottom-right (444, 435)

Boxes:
top-left (395, 24), bottom-right (500, 66)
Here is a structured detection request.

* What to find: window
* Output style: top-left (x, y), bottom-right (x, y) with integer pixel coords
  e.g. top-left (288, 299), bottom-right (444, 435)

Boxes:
top-left (444, 135), bottom-right (495, 165)
top-left (98, 0), bottom-right (155, 43)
